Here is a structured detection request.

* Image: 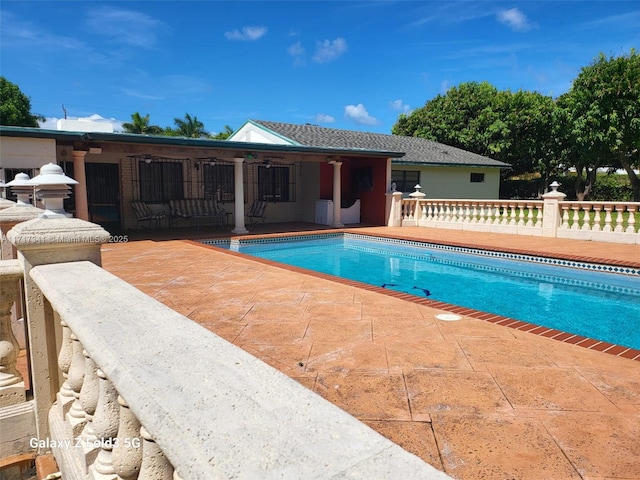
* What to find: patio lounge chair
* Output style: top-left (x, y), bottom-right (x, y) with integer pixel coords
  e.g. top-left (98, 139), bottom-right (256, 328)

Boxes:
top-left (130, 201), bottom-right (168, 229)
top-left (247, 200), bottom-right (267, 223)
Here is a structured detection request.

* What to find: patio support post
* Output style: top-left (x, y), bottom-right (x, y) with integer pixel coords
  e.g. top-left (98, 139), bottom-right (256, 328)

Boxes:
top-left (72, 149), bottom-right (90, 221)
top-left (232, 157), bottom-right (249, 234)
top-left (329, 160), bottom-right (343, 228)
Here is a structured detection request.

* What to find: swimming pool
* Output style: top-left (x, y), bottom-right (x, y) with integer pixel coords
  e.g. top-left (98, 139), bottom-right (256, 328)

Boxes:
top-left (211, 233), bottom-right (640, 351)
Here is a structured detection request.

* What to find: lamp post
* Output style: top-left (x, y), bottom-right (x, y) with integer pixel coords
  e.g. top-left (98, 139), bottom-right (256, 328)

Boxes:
top-left (29, 163), bottom-right (79, 219)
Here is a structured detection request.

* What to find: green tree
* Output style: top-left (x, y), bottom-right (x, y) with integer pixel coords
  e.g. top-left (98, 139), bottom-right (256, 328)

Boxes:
top-left (563, 50), bottom-right (640, 201)
top-left (0, 77), bottom-right (42, 127)
top-left (172, 113), bottom-right (207, 138)
top-left (210, 125), bottom-right (234, 140)
top-left (122, 112), bottom-right (162, 134)
top-left (393, 81), bottom-right (505, 159)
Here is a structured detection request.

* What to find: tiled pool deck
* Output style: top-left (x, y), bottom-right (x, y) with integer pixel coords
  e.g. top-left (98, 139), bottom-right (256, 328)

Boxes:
top-left (101, 225), bottom-right (640, 479)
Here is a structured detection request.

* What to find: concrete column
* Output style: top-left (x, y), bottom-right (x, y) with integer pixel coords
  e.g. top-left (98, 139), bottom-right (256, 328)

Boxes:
top-left (330, 161), bottom-right (343, 228)
top-left (72, 149), bottom-right (89, 221)
top-left (232, 157), bottom-right (249, 234)
top-left (7, 216), bottom-right (109, 446)
top-left (541, 182), bottom-right (566, 238)
top-left (386, 191), bottom-right (403, 227)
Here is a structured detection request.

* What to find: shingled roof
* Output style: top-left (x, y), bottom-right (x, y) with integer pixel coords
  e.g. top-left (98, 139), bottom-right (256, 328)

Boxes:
top-left (251, 120), bottom-right (509, 168)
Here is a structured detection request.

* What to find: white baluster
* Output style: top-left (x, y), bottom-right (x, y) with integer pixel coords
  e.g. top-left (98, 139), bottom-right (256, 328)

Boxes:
top-left (499, 203), bottom-right (508, 225)
top-left (571, 204), bottom-right (581, 230)
top-left (489, 203), bottom-right (498, 224)
top-left (509, 203), bottom-right (517, 226)
top-left (66, 333), bottom-right (87, 437)
top-left (517, 204), bottom-right (526, 226)
top-left (112, 395), bottom-right (143, 480)
top-left (627, 206), bottom-right (637, 234)
top-left (614, 205), bottom-right (625, 232)
top-left (592, 204), bottom-right (603, 231)
top-left (426, 202), bottom-right (434, 222)
top-left (139, 426), bottom-right (174, 480)
top-left (56, 319), bottom-right (75, 416)
top-left (90, 369), bottom-right (120, 479)
top-left (603, 205), bottom-right (613, 232)
top-left (463, 203), bottom-right (471, 224)
top-left (525, 203), bottom-right (534, 227)
top-left (79, 349), bottom-right (101, 471)
top-left (0, 273), bottom-right (23, 405)
top-left (581, 204), bottom-right (592, 231)
top-left (560, 204), bottom-right (570, 229)
top-left (534, 204), bottom-right (542, 227)
top-left (469, 202), bottom-right (478, 223)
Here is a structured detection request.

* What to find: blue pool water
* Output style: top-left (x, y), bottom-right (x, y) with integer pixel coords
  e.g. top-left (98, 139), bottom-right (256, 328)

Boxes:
top-left (220, 234), bottom-right (640, 350)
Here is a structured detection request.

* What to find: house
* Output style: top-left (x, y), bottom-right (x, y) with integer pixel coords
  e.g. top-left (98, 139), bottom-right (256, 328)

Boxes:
top-left (0, 125), bottom-right (403, 231)
top-left (229, 120), bottom-right (509, 199)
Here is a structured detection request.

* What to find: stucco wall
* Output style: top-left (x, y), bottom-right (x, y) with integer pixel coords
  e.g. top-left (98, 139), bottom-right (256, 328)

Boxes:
top-left (0, 137), bottom-right (57, 173)
top-left (395, 166), bottom-right (501, 199)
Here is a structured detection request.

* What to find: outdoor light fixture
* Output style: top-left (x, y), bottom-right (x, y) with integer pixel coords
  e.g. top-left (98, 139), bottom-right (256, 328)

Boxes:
top-left (30, 163), bottom-right (79, 218)
top-left (5, 172), bottom-right (36, 205)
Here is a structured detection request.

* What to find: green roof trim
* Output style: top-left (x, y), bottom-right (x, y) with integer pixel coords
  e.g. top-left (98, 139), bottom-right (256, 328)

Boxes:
top-left (0, 126), bottom-right (405, 159)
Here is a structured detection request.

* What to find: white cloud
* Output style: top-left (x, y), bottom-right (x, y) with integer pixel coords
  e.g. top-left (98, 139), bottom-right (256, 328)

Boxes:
top-left (85, 7), bottom-right (165, 48)
top-left (313, 38), bottom-right (348, 63)
top-left (440, 80), bottom-right (451, 94)
top-left (314, 113), bottom-right (335, 123)
top-left (497, 8), bottom-right (535, 32)
top-left (288, 41), bottom-right (306, 65)
top-left (390, 99), bottom-right (410, 113)
top-left (344, 104), bottom-right (379, 126)
top-left (224, 26), bottom-right (267, 41)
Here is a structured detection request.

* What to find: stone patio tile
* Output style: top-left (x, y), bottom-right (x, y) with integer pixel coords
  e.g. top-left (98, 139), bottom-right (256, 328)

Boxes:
top-left (577, 366), bottom-right (640, 409)
top-left (360, 297), bottom-right (427, 318)
top-left (435, 316), bottom-right (517, 341)
top-left (370, 315), bottom-right (440, 341)
top-left (540, 411), bottom-right (640, 478)
top-left (405, 370), bottom-right (512, 419)
top-left (305, 342), bottom-right (389, 374)
top-left (489, 366), bottom-right (616, 411)
top-left (242, 303), bottom-right (308, 322)
top-left (457, 337), bottom-right (556, 369)
top-left (239, 342), bottom-right (313, 376)
top-left (300, 289), bottom-right (359, 304)
top-left (304, 318), bottom-right (372, 343)
top-left (232, 320), bottom-right (310, 345)
top-left (189, 298), bottom-right (253, 324)
top-left (303, 302), bottom-right (363, 321)
top-left (195, 320), bottom-right (246, 343)
top-left (314, 373), bottom-right (411, 421)
top-left (385, 338), bottom-right (472, 371)
top-left (363, 420), bottom-right (444, 471)
top-left (431, 413), bottom-right (581, 479)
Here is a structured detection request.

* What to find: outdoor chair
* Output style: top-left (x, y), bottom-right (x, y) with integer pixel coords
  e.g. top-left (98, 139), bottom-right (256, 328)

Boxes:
top-left (247, 199), bottom-right (267, 223)
top-left (130, 201), bottom-right (168, 229)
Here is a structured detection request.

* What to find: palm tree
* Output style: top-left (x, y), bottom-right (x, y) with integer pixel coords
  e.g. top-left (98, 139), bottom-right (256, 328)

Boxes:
top-left (173, 113), bottom-right (207, 138)
top-left (210, 125), bottom-right (234, 140)
top-left (122, 112), bottom-right (162, 134)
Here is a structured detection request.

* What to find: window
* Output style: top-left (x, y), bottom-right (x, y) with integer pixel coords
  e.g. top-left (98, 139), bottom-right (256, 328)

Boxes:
top-left (391, 170), bottom-right (420, 193)
top-left (139, 161), bottom-right (184, 202)
top-left (256, 164), bottom-right (295, 202)
top-left (470, 173), bottom-right (485, 183)
top-left (203, 163), bottom-right (234, 201)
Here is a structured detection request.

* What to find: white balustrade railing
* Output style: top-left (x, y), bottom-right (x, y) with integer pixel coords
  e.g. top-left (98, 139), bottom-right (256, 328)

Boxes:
top-left (391, 195), bottom-right (640, 244)
top-left (29, 260), bottom-right (450, 480)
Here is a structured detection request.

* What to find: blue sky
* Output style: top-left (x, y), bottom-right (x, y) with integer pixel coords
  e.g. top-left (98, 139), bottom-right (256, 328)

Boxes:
top-left (1, 1), bottom-right (638, 135)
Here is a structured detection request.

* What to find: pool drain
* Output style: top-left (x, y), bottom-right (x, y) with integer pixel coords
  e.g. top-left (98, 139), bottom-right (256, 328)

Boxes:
top-left (435, 313), bottom-right (462, 322)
